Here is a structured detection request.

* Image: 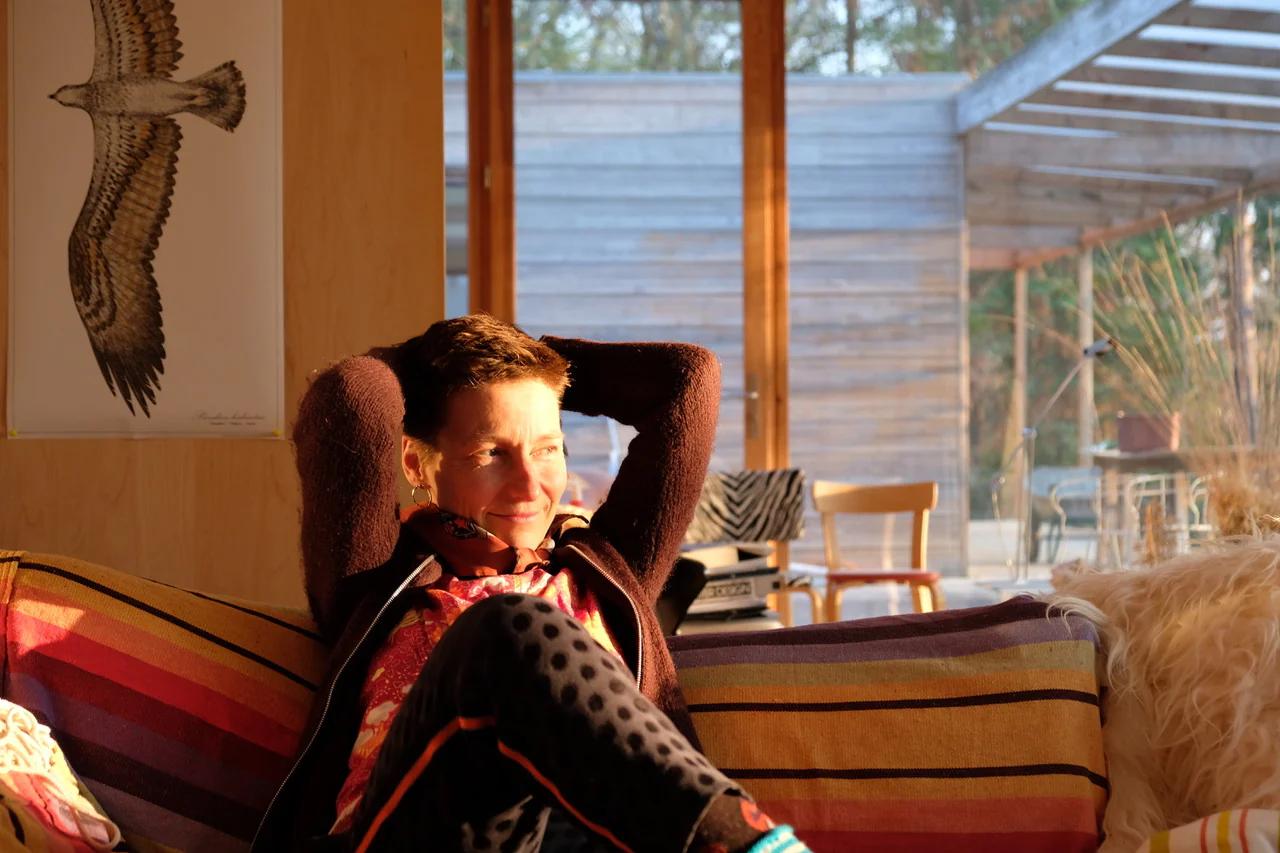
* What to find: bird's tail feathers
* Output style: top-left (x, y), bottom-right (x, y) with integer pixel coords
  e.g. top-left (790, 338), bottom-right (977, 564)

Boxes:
top-left (190, 61), bottom-right (246, 132)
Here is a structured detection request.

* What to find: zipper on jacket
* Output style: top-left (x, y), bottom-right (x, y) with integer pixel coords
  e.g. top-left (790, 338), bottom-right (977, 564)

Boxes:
top-left (251, 556), bottom-right (435, 851)
top-left (564, 544), bottom-right (643, 688)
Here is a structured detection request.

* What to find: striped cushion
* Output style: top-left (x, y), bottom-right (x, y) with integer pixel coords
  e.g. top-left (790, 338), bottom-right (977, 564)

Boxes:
top-left (670, 598), bottom-right (1107, 852)
top-left (1139, 810), bottom-right (1280, 853)
top-left (0, 551), bottom-right (327, 852)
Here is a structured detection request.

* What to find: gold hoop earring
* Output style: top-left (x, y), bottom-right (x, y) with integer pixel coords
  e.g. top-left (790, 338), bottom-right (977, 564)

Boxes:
top-left (411, 484), bottom-right (433, 506)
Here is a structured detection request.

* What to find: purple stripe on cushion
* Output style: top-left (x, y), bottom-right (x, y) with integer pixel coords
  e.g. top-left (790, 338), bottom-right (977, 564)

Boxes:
top-left (12, 653), bottom-right (292, 777)
top-left (669, 598), bottom-right (1072, 652)
top-left (670, 616), bottom-right (1092, 668)
top-left (9, 673), bottom-right (275, 805)
top-left (55, 732), bottom-right (262, 840)
top-left (89, 782), bottom-right (248, 853)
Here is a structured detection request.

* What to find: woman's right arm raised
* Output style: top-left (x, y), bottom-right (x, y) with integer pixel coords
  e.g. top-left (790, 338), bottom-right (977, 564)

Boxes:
top-left (293, 355), bottom-right (405, 639)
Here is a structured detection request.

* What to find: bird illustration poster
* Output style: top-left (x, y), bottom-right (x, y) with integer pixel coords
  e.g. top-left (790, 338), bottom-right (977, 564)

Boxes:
top-left (8, 0), bottom-right (282, 436)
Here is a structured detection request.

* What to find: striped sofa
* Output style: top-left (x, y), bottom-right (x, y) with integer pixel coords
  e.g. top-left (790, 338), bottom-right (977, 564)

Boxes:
top-left (0, 550), bottom-right (1107, 852)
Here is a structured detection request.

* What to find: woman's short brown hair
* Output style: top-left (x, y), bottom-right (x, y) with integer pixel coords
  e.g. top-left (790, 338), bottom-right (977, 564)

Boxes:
top-left (381, 314), bottom-right (570, 443)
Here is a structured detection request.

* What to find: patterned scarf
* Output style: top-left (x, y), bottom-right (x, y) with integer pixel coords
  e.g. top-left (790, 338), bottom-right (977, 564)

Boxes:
top-left (401, 504), bottom-right (587, 578)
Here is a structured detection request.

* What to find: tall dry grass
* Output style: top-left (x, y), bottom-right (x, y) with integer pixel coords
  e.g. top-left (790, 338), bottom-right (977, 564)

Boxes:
top-left (1095, 226), bottom-right (1280, 539)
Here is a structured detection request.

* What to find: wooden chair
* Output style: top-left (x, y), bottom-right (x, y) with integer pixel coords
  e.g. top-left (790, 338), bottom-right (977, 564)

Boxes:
top-left (814, 480), bottom-right (944, 621)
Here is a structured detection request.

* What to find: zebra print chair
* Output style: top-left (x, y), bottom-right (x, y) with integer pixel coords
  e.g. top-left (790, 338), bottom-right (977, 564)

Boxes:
top-left (684, 469), bottom-right (820, 625)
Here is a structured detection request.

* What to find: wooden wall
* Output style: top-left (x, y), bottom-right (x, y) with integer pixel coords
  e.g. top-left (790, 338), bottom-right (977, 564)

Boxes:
top-left (446, 73), bottom-right (969, 573)
top-left (787, 76), bottom-right (969, 573)
top-left (0, 1), bottom-right (445, 606)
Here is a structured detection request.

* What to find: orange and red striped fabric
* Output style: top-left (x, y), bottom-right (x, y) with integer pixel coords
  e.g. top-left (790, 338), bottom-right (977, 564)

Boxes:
top-left (669, 598), bottom-right (1108, 852)
top-left (0, 551), bottom-right (327, 852)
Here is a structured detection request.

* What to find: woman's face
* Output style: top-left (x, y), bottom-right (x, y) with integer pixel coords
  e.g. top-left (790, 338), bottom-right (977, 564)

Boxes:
top-left (403, 378), bottom-right (567, 549)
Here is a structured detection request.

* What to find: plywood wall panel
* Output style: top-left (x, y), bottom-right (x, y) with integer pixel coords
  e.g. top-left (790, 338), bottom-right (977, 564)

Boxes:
top-left (0, 0), bottom-right (444, 606)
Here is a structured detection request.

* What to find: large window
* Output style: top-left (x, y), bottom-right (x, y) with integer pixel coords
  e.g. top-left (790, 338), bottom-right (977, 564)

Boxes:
top-left (784, 7), bottom-right (967, 572)
top-left (511, 1), bottom-right (746, 479)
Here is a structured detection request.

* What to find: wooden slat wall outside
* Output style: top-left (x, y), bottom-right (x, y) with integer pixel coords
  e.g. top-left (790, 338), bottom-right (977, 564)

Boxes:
top-left (445, 72), bottom-right (969, 573)
top-left (788, 76), bottom-right (968, 573)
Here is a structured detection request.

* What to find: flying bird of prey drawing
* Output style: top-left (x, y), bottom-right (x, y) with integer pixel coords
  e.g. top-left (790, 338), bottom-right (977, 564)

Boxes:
top-left (50, 0), bottom-right (247, 416)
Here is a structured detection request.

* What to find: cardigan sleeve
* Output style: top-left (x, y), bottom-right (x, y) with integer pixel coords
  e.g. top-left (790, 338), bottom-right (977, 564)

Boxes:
top-left (293, 355), bottom-right (405, 639)
top-left (542, 336), bottom-right (721, 606)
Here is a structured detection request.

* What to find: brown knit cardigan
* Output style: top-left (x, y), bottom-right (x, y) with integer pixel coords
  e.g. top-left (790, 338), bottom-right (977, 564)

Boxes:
top-left (253, 336), bottom-right (721, 849)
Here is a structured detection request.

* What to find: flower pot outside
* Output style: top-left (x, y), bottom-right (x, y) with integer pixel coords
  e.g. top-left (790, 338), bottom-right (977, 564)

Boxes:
top-left (1117, 412), bottom-right (1181, 453)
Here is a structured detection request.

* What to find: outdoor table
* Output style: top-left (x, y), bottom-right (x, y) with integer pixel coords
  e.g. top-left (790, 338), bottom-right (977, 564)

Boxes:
top-left (1089, 448), bottom-right (1192, 564)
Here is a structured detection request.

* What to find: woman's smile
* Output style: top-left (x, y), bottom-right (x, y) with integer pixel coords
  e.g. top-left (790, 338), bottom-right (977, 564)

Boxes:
top-left (406, 378), bottom-right (568, 549)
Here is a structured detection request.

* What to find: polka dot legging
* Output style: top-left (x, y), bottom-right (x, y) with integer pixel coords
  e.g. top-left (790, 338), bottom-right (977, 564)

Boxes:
top-left (344, 594), bottom-right (740, 853)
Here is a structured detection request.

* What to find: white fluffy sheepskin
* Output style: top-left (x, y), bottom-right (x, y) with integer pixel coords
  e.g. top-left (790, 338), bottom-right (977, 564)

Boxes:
top-left (1049, 538), bottom-right (1280, 852)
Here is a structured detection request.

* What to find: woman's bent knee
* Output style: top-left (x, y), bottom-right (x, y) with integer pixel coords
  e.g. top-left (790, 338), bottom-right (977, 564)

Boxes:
top-left (432, 594), bottom-right (554, 671)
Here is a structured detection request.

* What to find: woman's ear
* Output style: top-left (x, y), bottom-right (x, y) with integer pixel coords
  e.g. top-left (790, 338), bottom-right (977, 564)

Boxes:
top-left (400, 436), bottom-right (433, 488)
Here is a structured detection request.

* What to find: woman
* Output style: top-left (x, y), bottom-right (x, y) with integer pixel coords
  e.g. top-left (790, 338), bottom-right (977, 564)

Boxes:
top-left (254, 315), bottom-right (808, 852)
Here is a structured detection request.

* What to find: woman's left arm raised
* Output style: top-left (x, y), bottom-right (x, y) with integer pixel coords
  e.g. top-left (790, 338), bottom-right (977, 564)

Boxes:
top-left (541, 336), bottom-right (721, 606)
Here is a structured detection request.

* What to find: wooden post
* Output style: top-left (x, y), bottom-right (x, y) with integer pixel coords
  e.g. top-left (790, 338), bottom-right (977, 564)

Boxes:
top-left (742, 0), bottom-right (791, 622)
top-left (1013, 266), bottom-right (1028, 453)
top-left (1232, 191), bottom-right (1258, 443)
top-left (742, 0), bottom-right (789, 472)
top-left (1077, 249), bottom-right (1094, 465)
top-left (466, 0), bottom-right (515, 322)
top-left (1005, 266), bottom-right (1029, 518)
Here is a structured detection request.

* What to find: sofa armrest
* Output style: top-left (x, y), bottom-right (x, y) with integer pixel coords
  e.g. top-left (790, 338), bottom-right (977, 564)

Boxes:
top-left (669, 598), bottom-right (1106, 852)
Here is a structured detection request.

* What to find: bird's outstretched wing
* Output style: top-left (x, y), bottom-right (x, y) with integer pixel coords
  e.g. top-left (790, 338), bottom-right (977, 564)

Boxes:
top-left (69, 115), bottom-right (181, 416)
top-left (90, 0), bottom-right (182, 82)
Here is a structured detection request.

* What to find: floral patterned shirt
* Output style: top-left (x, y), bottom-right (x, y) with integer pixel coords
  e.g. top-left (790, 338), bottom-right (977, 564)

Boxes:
top-left (331, 566), bottom-right (621, 833)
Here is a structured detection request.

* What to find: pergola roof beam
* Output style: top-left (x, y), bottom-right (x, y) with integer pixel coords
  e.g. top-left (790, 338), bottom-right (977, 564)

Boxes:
top-left (966, 195), bottom-right (1170, 227)
top-left (960, 0), bottom-right (1280, 268)
top-left (969, 164), bottom-right (1227, 198)
top-left (1093, 53), bottom-right (1280, 81)
top-left (1024, 164), bottom-right (1226, 185)
top-left (964, 180), bottom-right (1198, 212)
top-left (955, 0), bottom-right (1186, 132)
top-left (1066, 66), bottom-right (1280, 100)
top-left (988, 104), bottom-right (1276, 134)
top-left (1025, 89), bottom-right (1280, 125)
top-left (1140, 24), bottom-right (1280, 50)
top-left (966, 129), bottom-right (1280, 171)
top-left (1154, 5), bottom-right (1280, 35)
top-left (1104, 37), bottom-right (1280, 68)
top-left (981, 121), bottom-right (1118, 138)
top-left (968, 176), bottom-right (1280, 270)
top-left (1011, 101), bottom-right (1280, 133)
top-left (970, 225), bottom-right (1083, 251)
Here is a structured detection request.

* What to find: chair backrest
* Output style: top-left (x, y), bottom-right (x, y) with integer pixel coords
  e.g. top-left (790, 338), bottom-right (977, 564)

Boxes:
top-left (685, 468), bottom-right (806, 545)
top-left (811, 481), bottom-right (938, 571)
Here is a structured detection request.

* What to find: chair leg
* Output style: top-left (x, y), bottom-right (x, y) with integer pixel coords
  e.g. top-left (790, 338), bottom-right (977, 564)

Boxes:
top-left (773, 587), bottom-right (793, 628)
top-left (928, 581), bottom-right (945, 611)
top-left (825, 585), bottom-right (843, 623)
top-left (806, 587), bottom-right (823, 624)
top-left (909, 583), bottom-right (928, 613)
